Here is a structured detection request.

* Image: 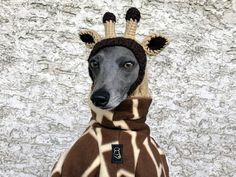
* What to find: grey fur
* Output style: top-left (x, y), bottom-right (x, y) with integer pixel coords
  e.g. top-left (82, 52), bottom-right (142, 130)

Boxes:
top-left (89, 46), bottom-right (140, 109)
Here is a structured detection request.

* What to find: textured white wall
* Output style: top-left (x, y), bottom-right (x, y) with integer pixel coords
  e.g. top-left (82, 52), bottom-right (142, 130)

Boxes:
top-left (0, 0), bottom-right (235, 177)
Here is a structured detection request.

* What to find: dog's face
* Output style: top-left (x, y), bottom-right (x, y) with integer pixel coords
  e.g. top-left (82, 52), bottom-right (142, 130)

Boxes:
top-left (89, 46), bottom-right (140, 109)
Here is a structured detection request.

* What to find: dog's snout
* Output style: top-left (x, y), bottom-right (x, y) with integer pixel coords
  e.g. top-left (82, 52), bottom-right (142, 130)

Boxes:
top-left (91, 89), bottom-right (110, 108)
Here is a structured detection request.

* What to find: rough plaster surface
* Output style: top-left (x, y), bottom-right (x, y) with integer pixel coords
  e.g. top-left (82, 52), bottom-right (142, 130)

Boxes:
top-left (0, 0), bottom-right (235, 177)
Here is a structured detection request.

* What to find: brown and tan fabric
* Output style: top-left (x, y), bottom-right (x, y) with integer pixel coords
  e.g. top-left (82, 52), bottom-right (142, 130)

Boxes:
top-left (51, 97), bottom-right (169, 177)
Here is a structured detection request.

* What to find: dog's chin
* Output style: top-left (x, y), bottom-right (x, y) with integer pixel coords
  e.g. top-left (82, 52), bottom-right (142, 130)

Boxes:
top-left (89, 98), bottom-right (123, 110)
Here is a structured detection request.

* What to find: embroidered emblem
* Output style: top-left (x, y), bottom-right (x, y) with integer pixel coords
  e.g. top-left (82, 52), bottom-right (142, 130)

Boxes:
top-left (111, 144), bottom-right (123, 164)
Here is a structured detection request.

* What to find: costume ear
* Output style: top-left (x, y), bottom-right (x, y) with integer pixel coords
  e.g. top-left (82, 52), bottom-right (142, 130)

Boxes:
top-left (79, 30), bottom-right (102, 49)
top-left (142, 33), bottom-right (169, 56)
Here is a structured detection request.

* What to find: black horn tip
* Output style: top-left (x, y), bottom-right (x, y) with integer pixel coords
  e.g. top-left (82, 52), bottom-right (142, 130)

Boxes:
top-left (103, 12), bottom-right (116, 23)
top-left (125, 7), bottom-right (141, 22)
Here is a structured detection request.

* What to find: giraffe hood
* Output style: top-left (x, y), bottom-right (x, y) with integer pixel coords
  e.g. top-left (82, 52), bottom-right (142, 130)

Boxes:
top-left (89, 97), bottom-right (152, 131)
top-left (80, 7), bottom-right (169, 95)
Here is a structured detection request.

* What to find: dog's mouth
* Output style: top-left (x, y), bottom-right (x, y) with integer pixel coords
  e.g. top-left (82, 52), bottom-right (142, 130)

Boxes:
top-left (97, 105), bottom-right (114, 110)
top-left (107, 95), bottom-right (127, 109)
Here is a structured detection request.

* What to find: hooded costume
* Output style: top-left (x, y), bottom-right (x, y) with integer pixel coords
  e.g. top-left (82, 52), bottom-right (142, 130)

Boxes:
top-left (51, 7), bottom-right (169, 177)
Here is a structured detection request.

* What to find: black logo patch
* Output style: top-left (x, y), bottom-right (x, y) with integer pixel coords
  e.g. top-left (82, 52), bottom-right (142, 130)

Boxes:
top-left (111, 144), bottom-right (123, 164)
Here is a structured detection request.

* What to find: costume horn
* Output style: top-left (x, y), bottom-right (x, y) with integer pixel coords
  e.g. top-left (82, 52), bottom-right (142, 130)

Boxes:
top-left (124, 7), bottom-right (141, 39)
top-left (103, 12), bottom-right (116, 38)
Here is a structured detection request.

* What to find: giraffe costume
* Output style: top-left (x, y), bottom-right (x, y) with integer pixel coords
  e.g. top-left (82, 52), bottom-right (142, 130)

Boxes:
top-left (51, 7), bottom-right (169, 177)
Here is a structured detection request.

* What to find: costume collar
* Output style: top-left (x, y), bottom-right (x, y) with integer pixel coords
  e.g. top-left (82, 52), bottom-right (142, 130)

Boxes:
top-left (89, 97), bottom-right (152, 130)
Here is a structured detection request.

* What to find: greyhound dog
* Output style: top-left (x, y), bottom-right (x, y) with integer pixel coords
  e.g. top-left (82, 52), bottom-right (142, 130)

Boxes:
top-left (51, 7), bottom-right (169, 177)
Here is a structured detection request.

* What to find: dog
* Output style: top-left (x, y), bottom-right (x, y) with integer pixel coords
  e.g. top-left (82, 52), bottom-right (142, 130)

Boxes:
top-left (51, 7), bottom-right (169, 177)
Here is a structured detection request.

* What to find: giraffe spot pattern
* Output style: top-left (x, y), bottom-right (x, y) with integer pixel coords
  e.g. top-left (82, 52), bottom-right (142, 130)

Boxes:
top-left (51, 97), bottom-right (169, 177)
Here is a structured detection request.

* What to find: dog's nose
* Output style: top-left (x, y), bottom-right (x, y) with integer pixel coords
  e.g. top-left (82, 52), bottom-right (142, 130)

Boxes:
top-left (91, 89), bottom-right (110, 108)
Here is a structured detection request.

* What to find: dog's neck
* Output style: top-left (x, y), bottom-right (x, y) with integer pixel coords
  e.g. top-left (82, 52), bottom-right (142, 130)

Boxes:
top-left (89, 97), bottom-right (152, 131)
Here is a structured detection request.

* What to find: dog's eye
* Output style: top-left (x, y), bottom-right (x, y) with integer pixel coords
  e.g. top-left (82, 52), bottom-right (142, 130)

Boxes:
top-left (123, 62), bottom-right (134, 69)
top-left (90, 60), bottom-right (99, 69)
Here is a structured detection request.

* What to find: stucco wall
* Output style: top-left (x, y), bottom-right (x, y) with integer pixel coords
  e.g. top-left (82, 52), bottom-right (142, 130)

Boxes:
top-left (0, 0), bottom-right (235, 176)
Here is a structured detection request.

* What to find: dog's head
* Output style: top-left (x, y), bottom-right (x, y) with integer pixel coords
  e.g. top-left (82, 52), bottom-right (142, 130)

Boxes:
top-left (80, 7), bottom-right (169, 109)
top-left (88, 46), bottom-right (140, 109)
